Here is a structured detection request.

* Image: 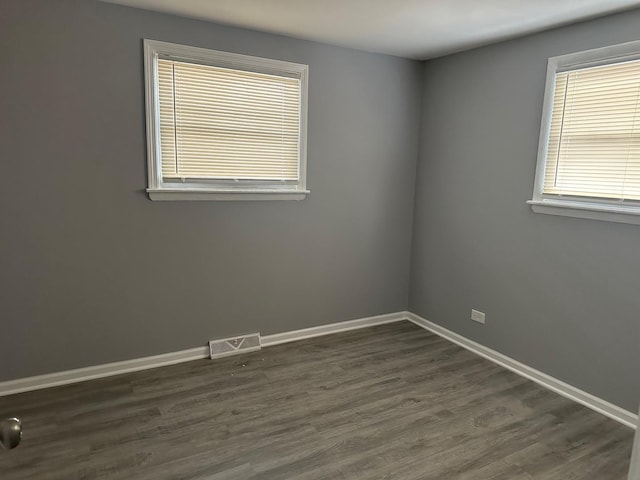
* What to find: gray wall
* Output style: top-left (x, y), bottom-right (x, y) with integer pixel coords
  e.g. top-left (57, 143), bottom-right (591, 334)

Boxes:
top-left (410, 9), bottom-right (640, 411)
top-left (0, 0), bottom-right (422, 380)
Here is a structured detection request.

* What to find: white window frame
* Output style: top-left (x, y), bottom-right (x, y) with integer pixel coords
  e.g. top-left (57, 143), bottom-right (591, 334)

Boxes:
top-left (143, 40), bottom-right (309, 201)
top-left (528, 40), bottom-right (640, 225)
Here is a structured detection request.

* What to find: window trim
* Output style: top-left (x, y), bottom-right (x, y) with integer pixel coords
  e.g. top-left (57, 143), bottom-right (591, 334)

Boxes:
top-left (143, 39), bottom-right (309, 201)
top-left (529, 39), bottom-right (640, 225)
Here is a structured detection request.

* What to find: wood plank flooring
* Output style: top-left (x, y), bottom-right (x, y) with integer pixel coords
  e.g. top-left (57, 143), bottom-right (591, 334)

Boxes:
top-left (0, 321), bottom-right (633, 479)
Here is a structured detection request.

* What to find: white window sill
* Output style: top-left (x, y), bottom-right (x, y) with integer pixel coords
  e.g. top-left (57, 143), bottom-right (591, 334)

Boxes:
top-left (147, 189), bottom-right (310, 201)
top-left (527, 199), bottom-right (640, 226)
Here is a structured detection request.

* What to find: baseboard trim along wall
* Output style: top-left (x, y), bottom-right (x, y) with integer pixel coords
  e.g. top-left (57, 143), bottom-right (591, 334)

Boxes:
top-left (261, 311), bottom-right (407, 347)
top-left (1, 310), bottom-right (636, 431)
top-left (0, 312), bottom-right (406, 397)
top-left (0, 346), bottom-right (211, 397)
top-left (406, 312), bottom-right (638, 430)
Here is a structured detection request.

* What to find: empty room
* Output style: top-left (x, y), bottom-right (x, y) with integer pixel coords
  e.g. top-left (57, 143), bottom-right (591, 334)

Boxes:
top-left (2, 0), bottom-right (640, 478)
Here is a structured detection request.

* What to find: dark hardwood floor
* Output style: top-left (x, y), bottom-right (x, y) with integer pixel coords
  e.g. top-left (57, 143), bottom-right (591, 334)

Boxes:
top-left (0, 322), bottom-right (633, 479)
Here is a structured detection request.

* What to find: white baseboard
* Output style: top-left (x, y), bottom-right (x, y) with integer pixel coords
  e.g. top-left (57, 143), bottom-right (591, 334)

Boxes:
top-left (0, 346), bottom-right (210, 397)
top-left (261, 312), bottom-right (407, 346)
top-left (2, 310), bottom-right (635, 432)
top-left (406, 312), bottom-right (638, 429)
top-left (0, 312), bottom-right (406, 397)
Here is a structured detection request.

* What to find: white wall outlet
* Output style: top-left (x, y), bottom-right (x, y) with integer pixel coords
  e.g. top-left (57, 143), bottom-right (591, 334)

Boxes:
top-left (471, 309), bottom-right (486, 324)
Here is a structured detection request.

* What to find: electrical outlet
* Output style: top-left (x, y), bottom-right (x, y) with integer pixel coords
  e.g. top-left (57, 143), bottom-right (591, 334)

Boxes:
top-left (471, 309), bottom-right (486, 324)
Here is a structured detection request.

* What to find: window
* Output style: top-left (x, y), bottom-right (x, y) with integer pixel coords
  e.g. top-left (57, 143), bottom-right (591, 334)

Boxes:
top-left (529, 40), bottom-right (640, 225)
top-left (143, 40), bottom-right (309, 201)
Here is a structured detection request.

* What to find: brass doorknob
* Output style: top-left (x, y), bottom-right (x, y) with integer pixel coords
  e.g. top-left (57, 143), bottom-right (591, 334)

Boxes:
top-left (0, 418), bottom-right (22, 450)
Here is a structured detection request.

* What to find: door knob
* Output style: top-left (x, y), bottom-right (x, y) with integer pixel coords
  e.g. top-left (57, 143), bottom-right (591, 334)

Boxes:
top-left (1, 418), bottom-right (22, 450)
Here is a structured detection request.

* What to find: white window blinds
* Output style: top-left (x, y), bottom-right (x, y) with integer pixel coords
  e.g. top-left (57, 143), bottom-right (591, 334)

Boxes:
top-left (157, 58), bottom-right (302, 183)
top-left (544, 59), bottom-right (640, 201)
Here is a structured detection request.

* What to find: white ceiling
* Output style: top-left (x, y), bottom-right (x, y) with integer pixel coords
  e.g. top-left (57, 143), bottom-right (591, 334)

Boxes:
top-left (100, 0), bottom-right (640, 59)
